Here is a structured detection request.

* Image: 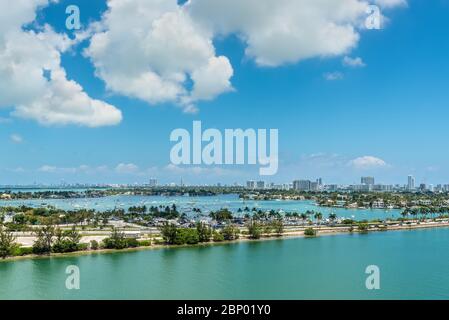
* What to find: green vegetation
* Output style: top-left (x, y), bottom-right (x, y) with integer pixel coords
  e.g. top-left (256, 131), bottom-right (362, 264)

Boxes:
top-left (212, 231), bottom-right (224, 242)
top-left (139, 240), bottom-right (152, 247)
top-left (32, 223), bottom-right (55, 254)
top-left (271, 219), bottom-right (284, 236)
top-left (304, 228), bottom-right (317, 237)
top-left (159, 222), bottom-right (178, 245)
top-left (0, 226), bottom-right (17, 259)
top-left (159, 223), bottom-right (200, 245)
top-left (174, 228), bottom-right (199, 245)
top-left (196, 222), bottom-right (212, 242)
top-left (102, 228), bottom-right (127, 249)
top-left (0, 203), bottom-right (183, 230)
top-left (28, 223), bottom-right (86, 255)
top-left (90, 240), bottom-right (99, 250)
top-left (12, 246), bottom-right (33, 256)
top-left (209, 208), bottom-right (233, 222)
top-left (247, 220), bottom-right (262, 239)
top-left (314, 212), bottom-right (323, 225)
top-left (52, 227), bottom-right (82, 253)
top-left (239, 189), bottom-right (449, 214)
top-left (328, 213), bottom-right (337, 223)
top-left (101, 229), bottom-right (143, 249)
top-left (222, 224), bottom-right (240, 241)
top-left (357, 223), bottom-right (369, 233)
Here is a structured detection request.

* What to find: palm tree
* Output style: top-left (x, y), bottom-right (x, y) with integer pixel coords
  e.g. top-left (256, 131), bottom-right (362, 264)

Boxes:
top-left (438, 207), bottom-right (447, 217)
top-left (314, 212), bottom-right (323, 226)
top-left (410, 208), bottom-right (418, 222)
top-left (300, 213), bottom-right (307, 225)
top-left (401, 208), bottom-right (410, 219)
top-left (419, 207), bottom-right (428, 221)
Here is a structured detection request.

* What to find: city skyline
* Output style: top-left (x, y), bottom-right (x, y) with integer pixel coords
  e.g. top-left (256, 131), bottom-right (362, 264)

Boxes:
top-left (2, 174), bottom-right (448, 192)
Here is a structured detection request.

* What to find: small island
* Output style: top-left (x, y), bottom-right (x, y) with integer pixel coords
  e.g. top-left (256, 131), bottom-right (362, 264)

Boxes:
top-left (2, 190), bottom-right (449, 261)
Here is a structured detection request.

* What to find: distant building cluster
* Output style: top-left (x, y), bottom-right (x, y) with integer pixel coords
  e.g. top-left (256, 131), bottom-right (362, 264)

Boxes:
top-left (244, 174), bottom-right (449, 193)
top-left (246, 178), bottom-right (324, 191)
top-left (149, 178), bottom-right (158, 187)
top-left (5, 175), bottom-right (449, 193)
top-left (292, 179), bottom-right (322, 192)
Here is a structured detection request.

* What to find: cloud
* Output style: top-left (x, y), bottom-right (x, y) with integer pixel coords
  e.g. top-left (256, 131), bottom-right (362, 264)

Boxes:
top-left (164, 164), bottom-right (244, 177)
top-left (0, 1), bottom-right (122, 127)
top-left (348, 156), bottom-right (388, 169)
top-left (0, 1), bottom-right (407, 121)
top-left (38, 165), bottom-right (77, 174)
top-left (6, 167), bottom-right (25, 173)
top-left (37, 163), bottom-right (145, 176)
top-left (84, 0), bottom-right (234, 113)
top-left (187, 0), bottom-right (404, 67)
top-left (33, 162), bottom-right (245, 181)
top-left (374, 0), bottom-right (407, 8)
top-left (38, 165), bottom-right (109, 174)
top-left (299, 153), bottom-right (347, 168)
top-left (342, 56), bottom-right (366, 67)
top-left (82, 0), bottom-right (405, 112)
top-left (10, 134), bottom-right (23, 144)
top-left (323, 72), bottom-right (344, 81)
top-left (115, 163), bottom-right (140, 174)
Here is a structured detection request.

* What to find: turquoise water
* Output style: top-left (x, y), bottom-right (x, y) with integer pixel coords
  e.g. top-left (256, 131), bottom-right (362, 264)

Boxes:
top-left (0, 194), bottom-right (401, 221)
top-left (1, 227), bottom-right (449, 299)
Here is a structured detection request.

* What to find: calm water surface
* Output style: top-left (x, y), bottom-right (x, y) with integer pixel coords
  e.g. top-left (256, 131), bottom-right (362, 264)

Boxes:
top-left (0, 194), bottom-right (401, 221)
top-left (1, 228), bottom-right (449, 300)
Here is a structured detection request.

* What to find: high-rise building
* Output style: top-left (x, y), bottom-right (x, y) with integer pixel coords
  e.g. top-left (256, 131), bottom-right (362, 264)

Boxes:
top-left (246, 180), bottom-right (256, 189)
top-left (326, 184), bottom-right (339, 191)
top-left (293, 180), bottom-right (300, 191)
top-left (407, 175), bottom-right (415, 190)
top-left (372, 184), bottom-right (393, 192)
top-left (361, 177), bottom-right (375, 185)
top-left (293, 180), bottom-right (311, 191)
top-left (256, 181), bottom-right (265, 189)
top-left (351, 184), bottom-right (372, 192)
top-left (149, 178), bottom-right (158, 187)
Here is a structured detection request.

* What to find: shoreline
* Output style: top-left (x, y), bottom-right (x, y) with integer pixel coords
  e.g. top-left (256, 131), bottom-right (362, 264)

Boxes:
top-left (2, 220), bottom-right (449, 263)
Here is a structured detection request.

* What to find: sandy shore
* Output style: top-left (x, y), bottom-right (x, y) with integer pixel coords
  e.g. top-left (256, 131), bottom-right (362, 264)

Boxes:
top-left (14, 235), bottom-right (109, 248)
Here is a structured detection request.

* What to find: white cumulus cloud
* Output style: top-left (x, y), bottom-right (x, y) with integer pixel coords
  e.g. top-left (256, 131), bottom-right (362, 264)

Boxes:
top-left (38, 164), bottom-right (109, 174)
top-left (10, 134), bottom-right (23, 144)
top-left (188, 0), bottom-right (378, 67)
top-left (374, 0), bottom-right (407, 8)
top-left (84, 0), bottom-right (405, 112)
top-left (0, 0), bottom-right (407, 120)
top-left (349, 156), bottom-right (388, 169)
top-left (0, 1), bottom-right (122, 127)
top-left (115, 163), bottom-right (140, 174)
top-left (324, 72), bottom-right (344, 81)
top-left (342, 56), bottom-right (366, 67)
top-left (84, 0), bottom-right (234, 113)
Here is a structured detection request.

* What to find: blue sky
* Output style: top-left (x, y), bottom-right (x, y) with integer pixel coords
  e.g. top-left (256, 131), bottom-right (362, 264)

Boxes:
top-left (1, 0), bottom-right (449, 185)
